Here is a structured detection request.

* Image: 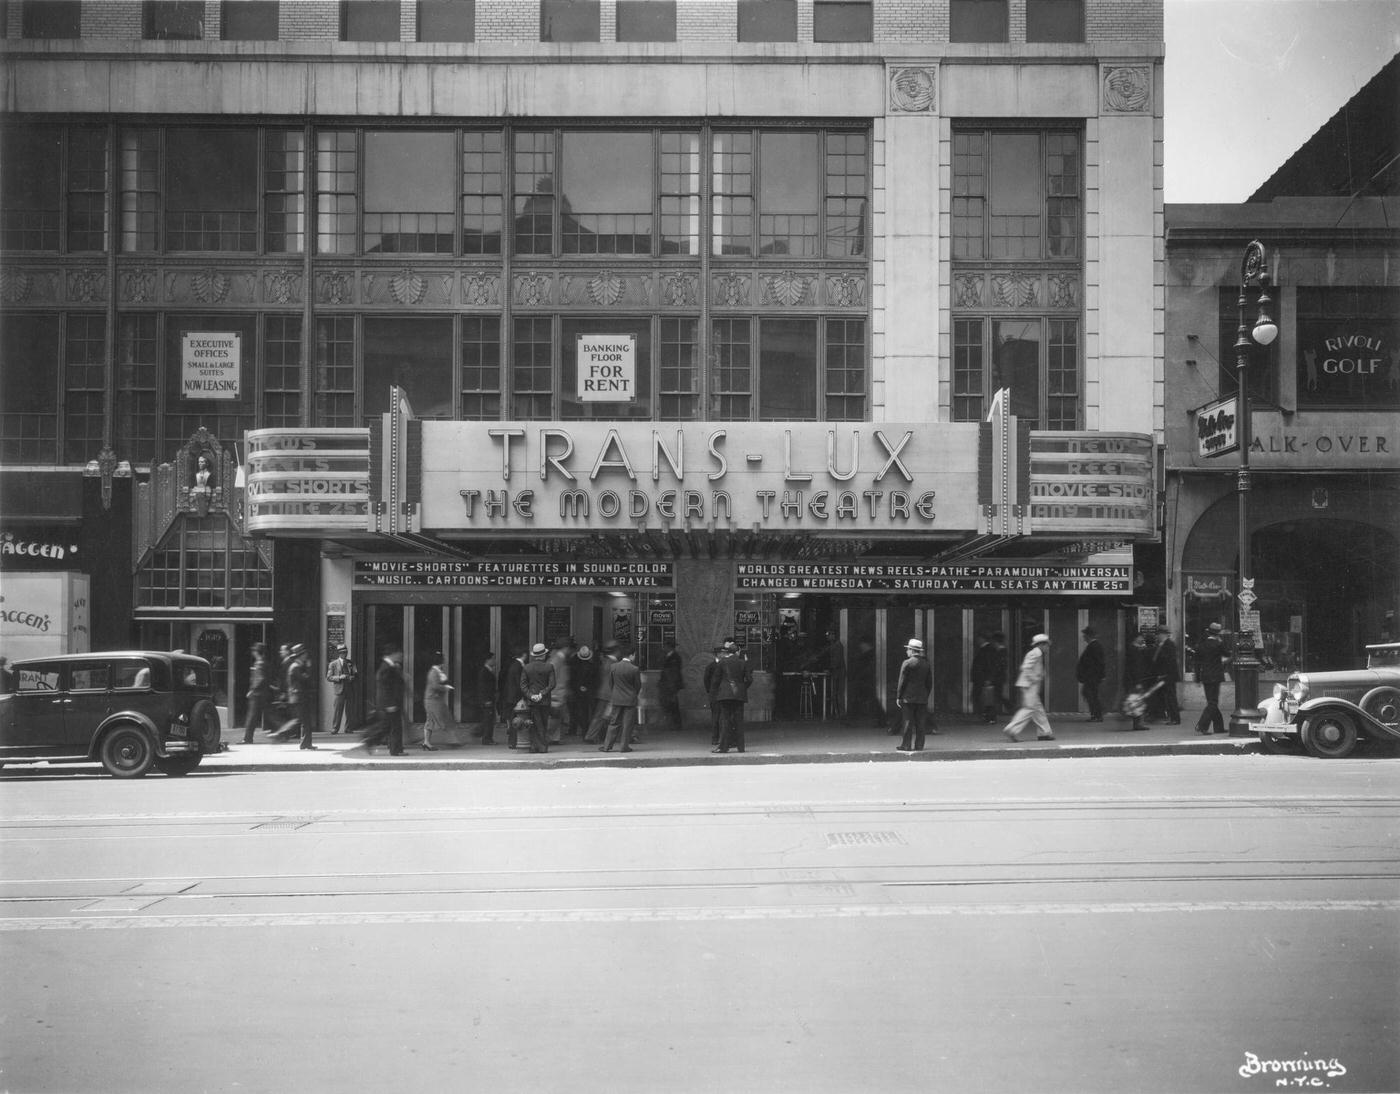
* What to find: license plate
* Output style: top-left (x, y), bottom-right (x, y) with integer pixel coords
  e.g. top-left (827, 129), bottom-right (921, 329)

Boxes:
top-left (170, 724), bottom-right (187, 738)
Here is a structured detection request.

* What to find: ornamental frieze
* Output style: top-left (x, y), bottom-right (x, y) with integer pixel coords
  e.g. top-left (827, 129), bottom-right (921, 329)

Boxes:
top-left (362, 268), bottom-right (454, 307)
top-left (825, 273), bottom-right (866, 308)
top-left (164, 268), bottom-right (255, 305)
top-left (262, 268), bottom-right (303, 305)
top-left (711, 272), bottom-right (752, 307)
top-left (120, 267), bottom-right (158, 303)
top-left (951, 270), bottom-right (1081, 313)
top-left (513, 271), bottom-right (555, 307)
top-left (560, 270), bottom-right (651, 308)
top-left (659, 272), bottom-right (699, 307)
top-left (66, 268), bottom-right (107, 304)
top-left (954, 273), bottom-right (985, 309)
top-left (317, 270), bottom-right (354, 305)
top-left (762, 270), bottom-right (814, 307)
top-left (0, 268), bottom-right (59, 304)
top-left (461, 273), bottom-right (502, 307)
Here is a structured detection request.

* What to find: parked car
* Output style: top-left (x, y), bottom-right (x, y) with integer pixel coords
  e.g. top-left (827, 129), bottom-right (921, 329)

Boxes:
top-left (0, 651), bottom-right (221, 777)
top-left (1259, 642), bottom-right (1400, 758)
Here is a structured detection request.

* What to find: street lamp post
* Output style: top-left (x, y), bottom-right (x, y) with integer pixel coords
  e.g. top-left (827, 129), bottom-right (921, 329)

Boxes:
top-left (1229, 240), bottom-right (1278, 732)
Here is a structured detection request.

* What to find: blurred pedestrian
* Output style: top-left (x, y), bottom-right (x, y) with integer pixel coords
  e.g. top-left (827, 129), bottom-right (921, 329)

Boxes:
top-left (1002, 633), bottom-right (1055, 743)
top-left (1152, 625), bottom-right (1182, 725)
top-left (585, 644), bottom-right (619, 743)
top-left (970, 631), bottom-right (1007, 725)
top-left (353, 646), bottom-right (406, 755)
top-left (500, 646), bottom-right (528, 749)
top-left (241, 642), bottom-right (271, 744)
top-left (658, 638), bottom-right (685, 731)
top-left (274, 644), bottom-right (315, 750)
top-left (326, 644), bottom-right (357, 734)
top-left (806, 629), bottom-right (846, 719)
top-left (477, 653), bottom-right (500, 744)
top-left (1193, 622), bottom-right (1229, 735)
top-left (896, 637), bottom-right (934, 751)
top-left (703, 645), bottom-right (725, 746)
top-left (548, 637), bottom-right (573, 742)
top-left (1076, 626), bottom-right (1106, 722)
top-left (1120, 632), bottom-right (1153, 732)
top-left (712, 641), bottom-right (753, 754)
top-left (421, 650), bottom-right (453, 751)
top-left (570, 644), bottom-right (596, 738)
top-left (601, 647), bottom-right (641, 752)
top-left (520, 642), bottom-right (555, 754)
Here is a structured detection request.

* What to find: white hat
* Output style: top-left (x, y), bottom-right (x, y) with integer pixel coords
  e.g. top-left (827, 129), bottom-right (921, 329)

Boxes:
top-left (905, 638), bottom-right (924, 653)
top-left (576, 645), bottom-right (593, 661)
top-left (530, 642), bottom-right (548, 656)
top-left (1031, 633), bottom-right (1051, 645)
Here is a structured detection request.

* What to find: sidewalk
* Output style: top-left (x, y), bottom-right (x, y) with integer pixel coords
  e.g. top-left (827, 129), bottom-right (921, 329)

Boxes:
top-left (207, 687), bottom-right (1260, 772)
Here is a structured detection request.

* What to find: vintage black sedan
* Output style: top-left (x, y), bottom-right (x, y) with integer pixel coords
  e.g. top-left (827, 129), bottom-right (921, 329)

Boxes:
top-left (0, 651), bottom-right (221, 777)
top-left (1259, 642), bottom-right (1400, 759)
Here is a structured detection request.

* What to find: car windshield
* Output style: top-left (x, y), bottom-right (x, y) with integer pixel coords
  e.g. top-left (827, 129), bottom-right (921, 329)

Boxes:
top-left (1367, 645), bottom-right (1400, 669)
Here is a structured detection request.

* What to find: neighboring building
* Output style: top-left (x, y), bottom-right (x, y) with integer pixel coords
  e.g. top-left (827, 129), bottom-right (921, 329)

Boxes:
top-left (0, 0), bottom-right (1164, 728)
top-left (1165, 55), bottom-right (1400, 680)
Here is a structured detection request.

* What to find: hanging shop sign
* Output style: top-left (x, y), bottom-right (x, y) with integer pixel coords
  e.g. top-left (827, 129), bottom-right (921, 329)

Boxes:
top-left (354, 559), bottom-right (674, 590)
top-left (244, 429), bottom-right (372, 533)
top-left (734, 559), bottom-right (1131, 594)
top-left (1194, 396), bottom-right (1238, 458)
top-left (181, 332), bottom-right (241, 400)
top-left (577, 335), bottom-right (636, 402)
top-left (422, 422), bottom-right (981, 534)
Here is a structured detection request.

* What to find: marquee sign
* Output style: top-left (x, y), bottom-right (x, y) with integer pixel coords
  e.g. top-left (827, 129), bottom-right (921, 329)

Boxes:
top-left (355, 559), bottom-right (674, 589)
top-left (244, 428), bottom-right (371, 533)
top-left (735, 560), bottom-right (1132, 594)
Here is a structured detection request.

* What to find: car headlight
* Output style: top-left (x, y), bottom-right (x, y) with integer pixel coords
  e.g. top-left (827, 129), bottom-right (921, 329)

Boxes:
top-left (1287, 676), bottom-right (1308, 704)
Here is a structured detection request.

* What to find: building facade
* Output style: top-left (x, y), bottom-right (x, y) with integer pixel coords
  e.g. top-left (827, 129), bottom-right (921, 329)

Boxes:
top-left (0, 0), bottom-right (1164, 730)
top-left (1165, 56), bottom-right (1400, 683)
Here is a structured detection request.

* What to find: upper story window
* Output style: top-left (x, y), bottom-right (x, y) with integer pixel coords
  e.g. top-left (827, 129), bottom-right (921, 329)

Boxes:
top-left (364, 131), bottom-right (456, 253)
top-left (540, 0), bottom-right (599, 42)
top-left (221, 1), bottom-right (279, 40)
top-left (952, 128), bottom-right (1081, 261)
top-left (1, 125), bottom-right (108, 252)
top-left (342, 0), bottom-right (399, 41)
top-left (713, 129), bottom-right (867, 258)
top-left (22, 0), bottom-right (81, 38)
top-left (143, 1), bottom-right (205, 40)
top-left (1294, 287), bottom-right (1400, 411)
top-left (737, 0), bottom-right (795, 42)
top-left (615, 0), bottom-right (675, 43)
top-left (813, 0), bottom-right (871, 43)
top-left (417, 0), bottom-right (474, 41)
top-left (950, 0), bottom-right (1007, 43)
top-left (1026, 0), bottom-right (1083, 43)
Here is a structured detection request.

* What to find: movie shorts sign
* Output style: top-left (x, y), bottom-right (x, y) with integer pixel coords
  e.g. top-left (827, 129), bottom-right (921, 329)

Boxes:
top-left (182, 332), bottom-right (241, 400)
top-left (577, 335), bottom-right (635, 402)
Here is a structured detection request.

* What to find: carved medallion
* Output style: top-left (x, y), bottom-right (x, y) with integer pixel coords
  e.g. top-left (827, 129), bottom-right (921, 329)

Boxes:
top-left (263, 269), bottom-right (301, 304)
top-left (826, 273), bottom-right (866, 308)
top-left (191, 269), bottom-right (231, 304)
top-left (389, 269), bottom-right (427, 305)
top-left (766, 270), bottom-right (809, 306)
top-left (889, 66), bottom-right (937, 113)
top-left (991, 273), bottom-right (1038, 308)
top-left (1102, 66), bottom-right (1151, 113)
top-left (954, 273), bottom-right (985, 309)
top-left (587, 271), bottom-right (625, 306)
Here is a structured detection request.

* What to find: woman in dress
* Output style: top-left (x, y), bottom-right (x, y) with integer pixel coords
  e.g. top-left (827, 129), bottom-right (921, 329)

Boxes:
top-left (422, 650), bottom-right (454, 752)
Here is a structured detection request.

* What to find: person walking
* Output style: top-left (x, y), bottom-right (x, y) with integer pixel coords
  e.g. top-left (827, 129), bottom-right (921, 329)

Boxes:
top-left (476, 653), bottom-right (499, 745)
top-left (1120, 631), bottom-right (1154, 732)
top-left (421, 650), bottom-right (453, 751)
top-left (570, 644), bottom-right (596, 740)
top-left (970, 631), bottom-right (1008, 725)
top-left (274, 644), bottom-right (315, 750)
top-left (519, 642), bottom-right (555, 754)
top-left (1076, 626), bottom-right (1106, 722)
top-left (895, 637), bottom-right (935, 751)
top-left (584, 645), bottom-right (619, 744)
top-left (353, 646), bottom-right (406, 756)
top-left (1193, 622), bottom-right (1229, 735)
top-left (1152, 625), bottom-right (1183, 725)
top-left (1002, 633), bottom-right (1056, 743)
top-left (658, 638), bottom-right (685, 731)
top-left (241, 642), bottom-right (272, 744)
top-left (500, 646), bottom-right (528, 749)
top-left (600, 647), bottom-right (641, 752)
top-left (547, 638), bottom-right (573, 742)
top-left (712, 641), bottom-right (753, 754)
top-left (703, 645), bottom-right (725, 746)
top-left (325, 644), bottom-right (357, 735)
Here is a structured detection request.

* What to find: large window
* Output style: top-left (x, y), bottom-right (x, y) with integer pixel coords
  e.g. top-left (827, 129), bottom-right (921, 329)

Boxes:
top-left (1294, 287), bottom-right (1400, 410)
top-left (950, 0), bottom-right (1007, 42)
top-left (462, 131), bottom-right (505, 254)
top-left (163, 314), bottom-right (258, 445)
top-left (137, 515), bottom-right (273, 610)
top-left (166, 129), bottom-right (258, 251)
top-left (813, 0), bottom-right (871, 43)
top-left (0, 313), bottom-right (59, 462)
top-left (143, 1), bottom-right (204, 39)
top-left (64, 313), bottom-right (106, 463)
top-left (540, 0), bottom-right (599, 42)
top-left (952, 129), bottom-right (1080, 260)
top-left (1, 126), bottom-right (60, 250)
top-left (952, 317), bottom-right (1079, 428)
top-left (616, 0), bottom-right (674, 42)
top-left (22, 0), bottom-right (80, 38)
top-left (364, 317), bottom-right (455, 419)
top-left (315, 317), bottom-right (357, 427)
top-left (221, 1), bottom-right (279, 40)
top-left (364, 131), bottom-right (456, 253)
top-left (418, 0), bottom-right (473, 41)
top-left (713, 130), bottom-right (867, 258)
top-left (711, 318), bottom-right (865, 421)
top-left (737, 0), bottom-right (795, 42)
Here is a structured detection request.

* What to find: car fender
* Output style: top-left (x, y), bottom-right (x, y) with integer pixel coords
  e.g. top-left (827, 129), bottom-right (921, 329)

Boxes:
top-left (86, 711), bottom-right (162, 760)
top-left (1297, 697), bottom-right (1400, 742)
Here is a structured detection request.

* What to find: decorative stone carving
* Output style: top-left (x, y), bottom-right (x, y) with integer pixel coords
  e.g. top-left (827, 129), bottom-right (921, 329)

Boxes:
top-left (262, 269), bottom-right (302, 304)
top-left (889, 66), bottom-right (937, 114)
top-left (713, 273), bottom-right (750, 307)
top-left (825, 273), bottom-right (866, 308)
top-left (954, 273), bottom-right (985, 309)
top-left (586, 271), bottom-right (624, 306)
top-left (1048, 273), bottom-right (1079, 309)
top-left (191, 269), bottom-right (232, 304)
top-left (388, 268), bottom-right (427, 305)
top-left (514, 272), bottom-right (552, 307)
top-left (0, 269), bottom-right (33, 304)
top-left (764, 270), bottom-right (811, 307)
top-left (660, 272), bottom-right (698, 307)
top-left (318, 271), bottom-right (353, 304)
top-left (121, 268), bottom-right (158, 303)
top-left (462, 274), bottom-right (500, 306)
top-left (67, 268), bottom-right (106, 303)
top-left (1102, 65), bottom-right (1152, 113)
top-left (991, 273), bottom-right (1039, 308)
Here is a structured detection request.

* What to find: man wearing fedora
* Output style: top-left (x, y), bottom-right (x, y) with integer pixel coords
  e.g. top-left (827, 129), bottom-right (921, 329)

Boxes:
top-left (1003, 633), bottom-right (1056, 743)
top-left (519, 642), bottom-right (556, 754)
top-left (1076, 626), bottom-right (1106, 722)
top-left (326, 643), bottom-right (357, 735)
top-left (895, 637), bottom-right (935, 751)
top-left (1193, 622), bottom-right (1229, 735)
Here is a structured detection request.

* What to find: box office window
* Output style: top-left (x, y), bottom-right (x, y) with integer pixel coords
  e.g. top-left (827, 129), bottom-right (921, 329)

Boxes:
top-left (221, 0), bottom-right (279, 40)
top-left (616, 0), bottom-right (674, 42)
top-left (418, 0), bottom-right (474, 41)
top-left (22, 0), bottom-right (81, 38)
top-left (541, 0), bottom-right (599, 42)
top-left (1295, 287), bottom-right (1400, 410)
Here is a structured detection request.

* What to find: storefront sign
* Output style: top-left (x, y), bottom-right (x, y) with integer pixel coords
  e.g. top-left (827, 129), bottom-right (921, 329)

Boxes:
top-left (735, 561), bottom-right (1131, 594)
top-left (1028, 434), bottom-right (1155, 534)
top-left (1194, 396), bottom-right (1238, 458)
top-left (1, 530), bottom-right (79, 570)
top-left (1296, 315), bottom-right (1400, 410)
top-left (244, 429), bottom-right (372, 533)
top-left (1239, 421), bottom-right (1399, 467)
top-left (577, 335), bottom-right (636, 402)
top-left (0, 570), bottom-right (90, 660)
top-left (422, 422), bottom-right (982, 533)
top-left (182, 332), bottom-right (241, 400)
top-left (354, 560), bottom-right (674, 589)
top-left (543, 605), bottom-right (573, 643)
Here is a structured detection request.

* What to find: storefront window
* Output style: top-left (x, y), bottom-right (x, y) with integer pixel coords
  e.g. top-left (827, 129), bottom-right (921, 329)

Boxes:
top-left (363, 317), bottom-right (455, 419)
top-left (1295, 287), bottom-right (1400, 410)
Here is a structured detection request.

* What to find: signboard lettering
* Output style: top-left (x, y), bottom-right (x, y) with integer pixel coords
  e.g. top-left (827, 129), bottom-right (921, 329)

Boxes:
top-left (578, 335), bottom-right (636, 402)
top-left (734, 561), bottom-right (1130, 594)
top-left (182, 332), bottom-right (241, 400)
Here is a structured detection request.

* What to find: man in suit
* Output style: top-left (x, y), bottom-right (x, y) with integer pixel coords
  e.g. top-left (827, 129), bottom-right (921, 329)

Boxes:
top-left (712, 641), bottom-right (754, 754)
top-left (600, 647), bottom-right (641, 752)
top-left (500, 646), bottom-right (528, 749)
top-left (896, 637), bottom-right (934, 751)
top-left (1003, 634), bottom-right (1056, 743)
top-left (326, 644), bottom-right (357, 734)
top-left (1193, 622), bottom-right (1229, 735)
top-left (1076, 626), bottom-right (1106, 722)
top-left (584, 645), bottom-right (619, 743)
top-left (1152, 625), bottom-right (1183, 725)
top-left (477, 653), bottom-right (500, 745)
top-left (353, 647), bottom-right (406, 756)
top-left (519, 642), bottom-right (556, 754)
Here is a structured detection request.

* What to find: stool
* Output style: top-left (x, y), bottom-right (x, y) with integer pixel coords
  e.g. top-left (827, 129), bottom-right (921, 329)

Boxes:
top-left (798, 674), bottom-right (817, 719)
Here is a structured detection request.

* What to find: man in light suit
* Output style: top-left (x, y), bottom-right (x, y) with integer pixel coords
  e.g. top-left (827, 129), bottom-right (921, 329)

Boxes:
top-left (1003, 633), bottom-right (1056, 743)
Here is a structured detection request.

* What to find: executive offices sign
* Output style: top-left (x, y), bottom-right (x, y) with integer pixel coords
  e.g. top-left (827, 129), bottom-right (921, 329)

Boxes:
top-left (182, 332), bottom-right (241, 399)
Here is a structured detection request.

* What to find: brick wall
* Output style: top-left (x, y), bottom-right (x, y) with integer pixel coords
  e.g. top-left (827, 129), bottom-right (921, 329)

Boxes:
top-left (477, 0), bottom-right (537, 42)
top-left (279, 1), bottom-right (340, 40)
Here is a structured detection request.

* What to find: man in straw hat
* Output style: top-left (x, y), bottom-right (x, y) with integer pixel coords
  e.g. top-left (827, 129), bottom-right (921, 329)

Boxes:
top-left (895, 637), bottom-right (935, 751)
top-left (1003, 633), bottom-right (1056, 743)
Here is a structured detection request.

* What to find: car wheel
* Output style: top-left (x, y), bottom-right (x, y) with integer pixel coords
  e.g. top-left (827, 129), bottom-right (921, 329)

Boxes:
top-left (1258, 732), bottom-right (1300, 755)
top-left (155, 753), bottom-right (202, 776)
top-left (1301, 711), bottom-right (1359, 759)
top-left (100, 724), bottom-right (156, 778)
top-left (1360, 687), bottom-right (1400, 726)
top-left (190, 699), bottom-right (221, 753)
